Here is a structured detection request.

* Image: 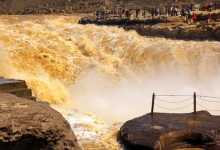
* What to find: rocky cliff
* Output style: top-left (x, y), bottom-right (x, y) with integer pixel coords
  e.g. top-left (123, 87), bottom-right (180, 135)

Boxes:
top-left (128, 21), bottom-right (220, 41)
top-left (0, 92), bottom-right (82, 150)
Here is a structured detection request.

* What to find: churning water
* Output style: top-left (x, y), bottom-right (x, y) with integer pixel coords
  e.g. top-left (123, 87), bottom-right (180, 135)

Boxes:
top-left (0, 15), bottom-right (220, 149)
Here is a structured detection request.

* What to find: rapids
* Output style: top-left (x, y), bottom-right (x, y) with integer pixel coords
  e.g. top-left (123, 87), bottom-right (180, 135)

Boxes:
top-left (0, 15), bottom-right (220, 149)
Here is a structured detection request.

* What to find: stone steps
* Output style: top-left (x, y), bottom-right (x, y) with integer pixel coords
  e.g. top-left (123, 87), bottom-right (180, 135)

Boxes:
top-left (3, 88), bottom-right (32, 97)
top-left (0, 78), bottom-right (36, 101)
top-left (0, 79), bottom-right (27, 91)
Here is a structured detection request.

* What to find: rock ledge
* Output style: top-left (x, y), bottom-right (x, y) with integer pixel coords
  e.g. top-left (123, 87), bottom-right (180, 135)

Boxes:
top-left (120, 111), bottom-right (220, 150)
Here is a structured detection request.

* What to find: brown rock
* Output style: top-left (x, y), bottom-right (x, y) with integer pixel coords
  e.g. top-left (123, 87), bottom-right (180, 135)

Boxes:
top-left (206, 145), bottom-right (220, 150)
top-left (0, 92), bottom-right (82, 150)
top-left (120, 111), bottom-right (220, 150)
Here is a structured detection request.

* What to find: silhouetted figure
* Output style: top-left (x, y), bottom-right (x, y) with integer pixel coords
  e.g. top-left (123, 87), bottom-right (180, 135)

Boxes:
top-left (143, 8), bottom-right (146, 18)
top-left (181, 8), bottom-right (186, 16)
top-left (209, 2), bottom-right (212, 12)
top-left (151, 8), bottom-right (155, 18)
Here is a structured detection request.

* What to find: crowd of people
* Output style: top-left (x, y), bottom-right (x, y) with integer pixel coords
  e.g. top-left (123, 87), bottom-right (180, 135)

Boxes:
top-left (93, 2), bottom-right (219, 24)
top-left (94, 8), bottom-right (132, 19)
top-left (202, 2), bottom-right (218, 12)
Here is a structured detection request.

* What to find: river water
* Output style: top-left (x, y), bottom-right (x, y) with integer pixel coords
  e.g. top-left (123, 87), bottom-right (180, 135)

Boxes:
top-left (0, 15), bottom-right (220, 150)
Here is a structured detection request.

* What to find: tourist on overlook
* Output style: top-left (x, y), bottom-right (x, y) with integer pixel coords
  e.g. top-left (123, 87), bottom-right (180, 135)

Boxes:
top-left (214, 2), bottom-right (217, 10)
top-left (162, 7), bottom-right (166, 15)
top-left (187, 7), bottom-right (191, 14)
top-left (151, 8), bottom-right (155, 18)
top-left (174, 7), bottom-right (178, 16)
top-left (122, 8), bottom-right (125, 18)
top-left (159, 8), bottom-right (162, 15)
top-left (97, 11), bottom-right (99, 19)
top-left (207, 12), bottom-right (212, 23)
top-left (209, 6), bottom-right (212, 12)
top-left (136, 8), bottom-right (138, 18)
top-left (209, 2), bottom-right (212, 12)
top-left (181, 8), bottom-right (186, 17)
top-left (155, 8), bottom-right (159, 16)
top-left (167, 7), bottom-right (171, 16)
top-left (135, 8), bottom-right (138, 18)
top-left (125, 9), bottom-right (129, 18)
top-left (170, 6), bottom-right (173, 16)
top-left (192, 12), bottom-right (197, 24)
top-left (101, 10), bottom-right (105, 18)
top-left (119, 7), bottom-right (122, 18)
top-left (136, 7), bottom-right (140, 18)
top-left (143, 8), bottom-right (146, 18)
top-left (187, 13), bottom-right (192, 24)
top-left (115, 9), bottom-right (118, 15)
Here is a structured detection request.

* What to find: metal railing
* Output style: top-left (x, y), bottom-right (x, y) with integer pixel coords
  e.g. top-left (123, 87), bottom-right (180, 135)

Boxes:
top-left (151, 92), bottom-right (220, 115)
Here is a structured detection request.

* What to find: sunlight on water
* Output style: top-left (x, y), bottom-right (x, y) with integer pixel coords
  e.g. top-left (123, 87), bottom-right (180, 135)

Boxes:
top-left (0, 15), bottom-right (220, 149)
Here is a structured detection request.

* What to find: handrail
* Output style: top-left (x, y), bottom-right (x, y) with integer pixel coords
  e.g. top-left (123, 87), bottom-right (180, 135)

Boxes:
top-left (151, 92), bottom-right (220, 115)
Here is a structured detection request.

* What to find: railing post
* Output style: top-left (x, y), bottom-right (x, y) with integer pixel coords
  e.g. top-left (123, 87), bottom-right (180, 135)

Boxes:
top-left (151, 93), bottom-right (155, 115)
top-left (194, 92), bottom-right (196, 113)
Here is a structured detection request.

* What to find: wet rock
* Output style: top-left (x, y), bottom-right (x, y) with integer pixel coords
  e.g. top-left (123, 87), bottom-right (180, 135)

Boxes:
top-left (0, 92), bottom-right (82, 150)
top-left (120, 111), bottom-right (220, 150)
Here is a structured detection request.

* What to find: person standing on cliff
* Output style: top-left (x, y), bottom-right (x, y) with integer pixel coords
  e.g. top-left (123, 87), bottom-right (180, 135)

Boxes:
top-left (181, 8), bottom-right (185, 16)
top-left (151, 8), bottom-right (155, 19)
top-left (187, 13), bottom-right (192, 24)
top-left (207, 12), bottom-right (212, 23)
top-left (187, 7), bottom-right (191, 14)
top-left (214, 2), bottom-right (217, 10)
top-left (136, 8), bottom-right (138, 18)
top-left (143, 8), bottom-right (146, 18)
top-left (192, 12), bottom-right (197, 24)
top-left (209, 2), bottom-right (212, 12)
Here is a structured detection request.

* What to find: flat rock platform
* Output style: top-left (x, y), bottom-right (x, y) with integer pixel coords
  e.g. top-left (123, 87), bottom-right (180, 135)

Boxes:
top-left (120, 111), bottom-right (220, 150)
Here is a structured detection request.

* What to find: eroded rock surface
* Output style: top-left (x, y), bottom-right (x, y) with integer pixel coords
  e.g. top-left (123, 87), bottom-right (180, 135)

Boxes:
top-left (120, 111), bottom-right (220, 150)
top-left (0, 92), bottom-right (82, 150)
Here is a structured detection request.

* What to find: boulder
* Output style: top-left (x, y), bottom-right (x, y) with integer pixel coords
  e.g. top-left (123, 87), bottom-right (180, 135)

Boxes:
top-left (120, 111), bottom-right (220, 150)
top-left (0, 92), bottom-right (82, 150)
